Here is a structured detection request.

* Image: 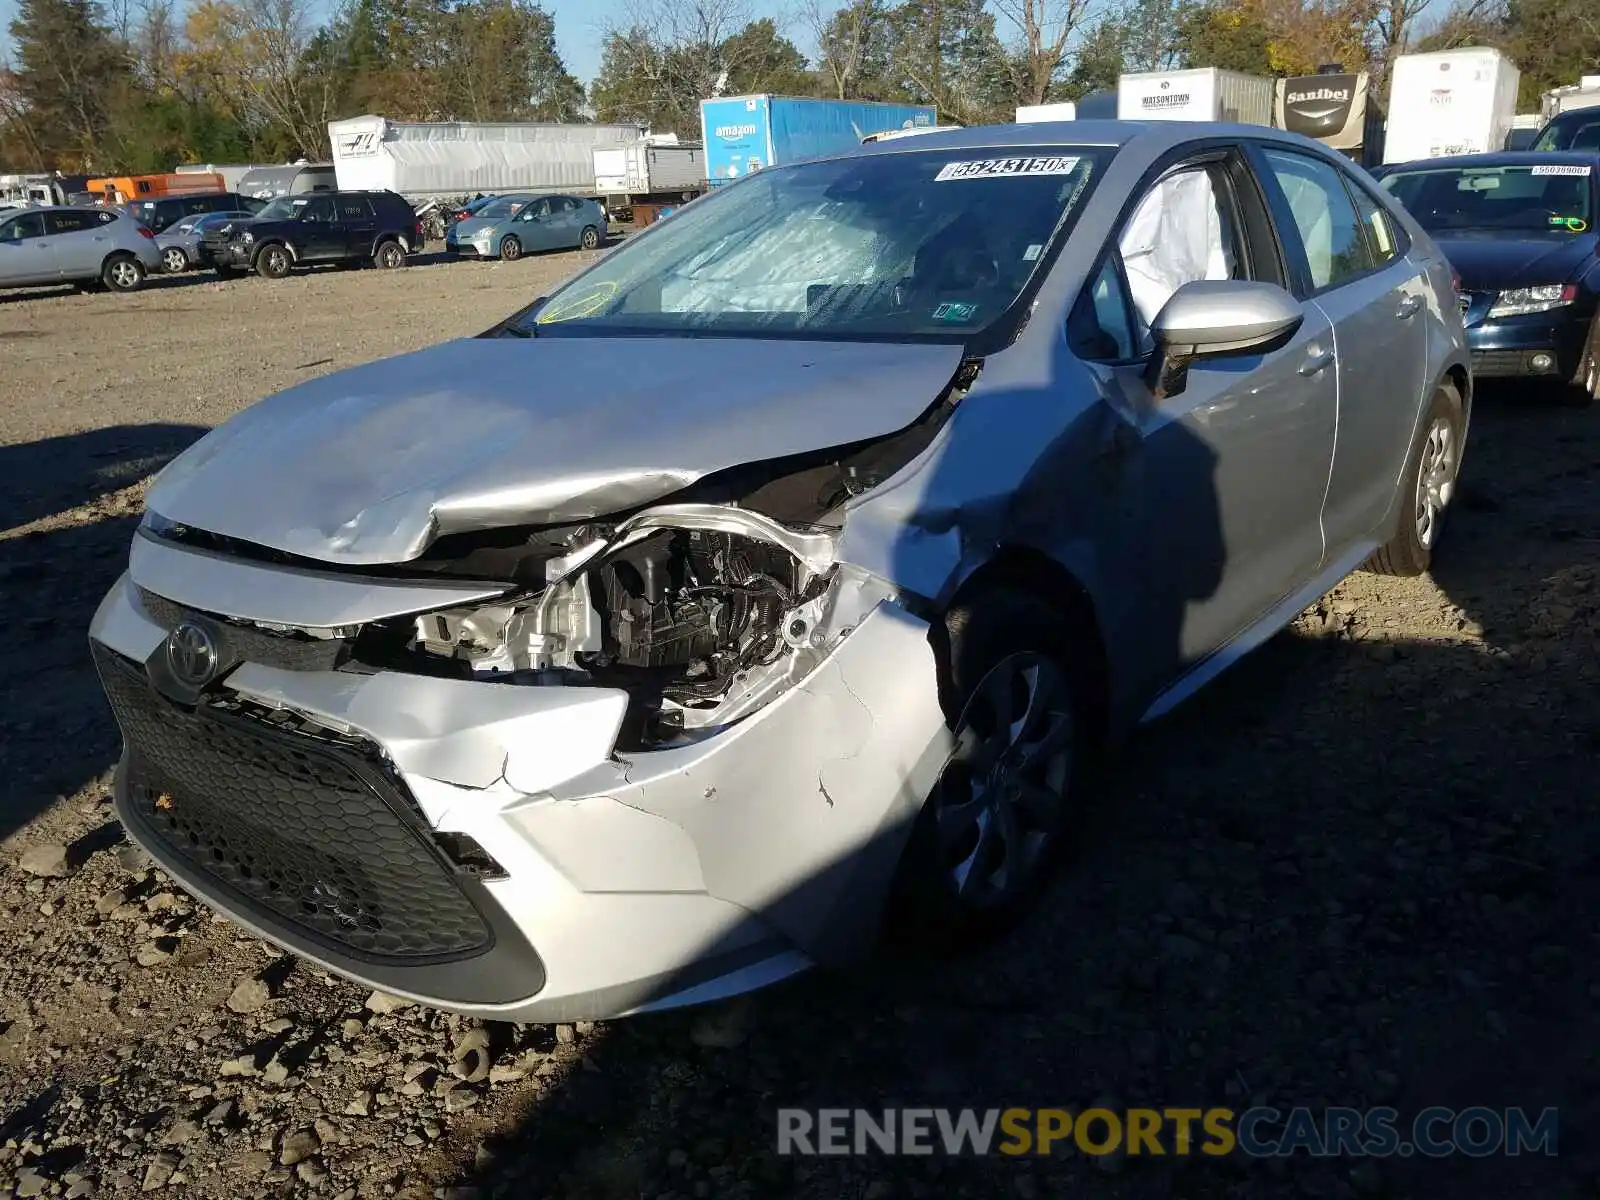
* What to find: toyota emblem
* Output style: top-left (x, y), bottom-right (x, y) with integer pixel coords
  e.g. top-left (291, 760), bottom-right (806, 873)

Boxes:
top-left (166, 621), bottom-right (219, 687)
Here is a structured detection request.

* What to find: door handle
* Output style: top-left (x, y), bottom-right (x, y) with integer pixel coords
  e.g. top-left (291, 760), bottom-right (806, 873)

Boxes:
top-left (1298, 346), bottom-right (1334, 377)
top-left (1396, 294), bottom-right (1423, 319)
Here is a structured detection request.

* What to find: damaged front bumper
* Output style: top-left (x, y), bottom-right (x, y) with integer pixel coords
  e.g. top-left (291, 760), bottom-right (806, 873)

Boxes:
top-left (88, 529), bottom-right (951, 1022)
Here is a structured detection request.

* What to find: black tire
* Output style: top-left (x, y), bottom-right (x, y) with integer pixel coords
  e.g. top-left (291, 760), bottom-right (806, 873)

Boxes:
top-left (255, 243), bottom-right (292, 279)
top-left (1364, 382), bottom-right (1466, 577)
top-left (160, 246), bottom-right (189, 274)
top-left (373, 239), bottom-right (406, 270)
top-left (886, 589), bottom-right (1096, 947)
top-left (499, 235), bottom-right (522, 262)
top-left (580, 224), bottom-right (601, 250)
top-left (1566, 317), bottom-right (1599, 409)
top-left (101, 253), bottom-right (144, 293)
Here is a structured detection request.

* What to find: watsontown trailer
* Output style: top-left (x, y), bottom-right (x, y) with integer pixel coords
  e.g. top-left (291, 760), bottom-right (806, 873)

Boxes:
top-left (699, 96), bottom-right (936, 182)
top-left (330, 115), bottom-right (648, 198)
top-left (1117, 69), bottom-right (1274, 124)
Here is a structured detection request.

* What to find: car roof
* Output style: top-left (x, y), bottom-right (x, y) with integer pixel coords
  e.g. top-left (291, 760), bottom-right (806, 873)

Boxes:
top-left (1378, 149), bottom-right (1600, 171)
top-left (842, 119), bottom-right (1361, 164)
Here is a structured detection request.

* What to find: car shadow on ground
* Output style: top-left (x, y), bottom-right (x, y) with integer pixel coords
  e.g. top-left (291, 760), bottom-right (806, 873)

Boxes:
top-left (0, 423), bottom-right (205, 841)
top-left (433, 385), bottom-right (1599, 1200)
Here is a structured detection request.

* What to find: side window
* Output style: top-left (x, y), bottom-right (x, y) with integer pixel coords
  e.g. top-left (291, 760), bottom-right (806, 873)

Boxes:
top-left (339, 198), bottom-right (372, 220)
top-left (45, 210), bottom-right (97, 235)
top-left (301, 196), bottom-right (335, 222)
top-left (137, 180), bottom-right (152, 194)
top-left (1259, 147), bottom-right (1375, 291)
top-left (2, 212), bottom-right (46, 239)
top-left (1345, 182), bottom-right (1400, 265)
top-left (1118, 162), bottom-right (1243, 349)
top-left (1069, 254), bottom-right (1138, 362)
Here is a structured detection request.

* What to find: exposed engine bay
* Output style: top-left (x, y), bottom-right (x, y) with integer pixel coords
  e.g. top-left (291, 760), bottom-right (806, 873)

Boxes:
top-left (356, 507), bottom-right (896, 748)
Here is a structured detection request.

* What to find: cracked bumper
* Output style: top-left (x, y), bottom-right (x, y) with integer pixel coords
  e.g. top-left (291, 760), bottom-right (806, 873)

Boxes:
top-left (88, 569), bottom-right (950, 1021)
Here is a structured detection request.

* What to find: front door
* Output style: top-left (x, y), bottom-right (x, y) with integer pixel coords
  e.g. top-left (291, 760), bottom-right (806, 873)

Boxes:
top-left (515, 198), bottom-right (555, 251)
top-left (296, 196), bottom-right (342, 261)
top-left (1251, 144), bottom-right (1433, 551)
top-left (0, 211), bottom-right (56, 285)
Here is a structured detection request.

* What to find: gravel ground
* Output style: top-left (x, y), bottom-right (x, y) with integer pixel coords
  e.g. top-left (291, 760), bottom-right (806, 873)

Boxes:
top-left (2, 256), bottom-right (1598, 1200)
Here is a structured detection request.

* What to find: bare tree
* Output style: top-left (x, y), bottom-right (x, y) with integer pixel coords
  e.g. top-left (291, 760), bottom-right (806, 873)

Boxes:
top-left (992, 0), bottom-right (1100, 105)
top-left (222, 0), bottom-right (338, 156)
top-left (596, 0), bottom-right (759, 132)
top-left (805, 0), bottom-right (881, 99)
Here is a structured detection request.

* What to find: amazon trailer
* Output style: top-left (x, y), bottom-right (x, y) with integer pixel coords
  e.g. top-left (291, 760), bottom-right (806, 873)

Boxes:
top-left (1015, 102), bottom-right (1077, 122)
top-left (329, 115), bottom-right (648, 198)
top-left (1275, 70), bottom-right (1385, 168)
top-left (1383, 48), bottom-right (1520, 164)
top-left (699, 96), bottom-right (936, 183)
top-left (1117, 68), bottom-right (1274, 124)
top-left (593, 137), bottom-right (705, 222)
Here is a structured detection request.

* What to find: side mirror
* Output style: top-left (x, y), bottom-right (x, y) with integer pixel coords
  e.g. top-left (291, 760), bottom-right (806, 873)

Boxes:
top-left (1143, 280), bottom-right (1304, 399)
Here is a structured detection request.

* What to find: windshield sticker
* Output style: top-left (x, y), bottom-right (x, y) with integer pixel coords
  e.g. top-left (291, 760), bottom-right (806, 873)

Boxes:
top-left (1022, 243), bottom-right (1043, 261)
top-left (932, 301), bottom-right (978, 322)
top-left (1550, 215), bottom-right (1590, 232)
top-left (935, 156), bottom-right (1080, 182)
top-left (1531, 164), bottom-right (1593, 176)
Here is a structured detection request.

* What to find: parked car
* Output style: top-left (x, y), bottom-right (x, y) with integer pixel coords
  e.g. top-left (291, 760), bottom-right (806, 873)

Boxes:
top-left (1376, 151), bottom-right (1599, 403)
top-left (123, 190), bottom-right (265, 236)
top-left (205, 190), bottom-right (423, 279)
top-left (156, 209), bottom-right (259, 273)
top-left (1530, 107), bottom-right (1600, 152)
top-left (91, 122), bottom-right (1469, 1022)
top-left (445, 193), bottom-right (606, 261)
top-left (0, 204), bottom-right (161, 293)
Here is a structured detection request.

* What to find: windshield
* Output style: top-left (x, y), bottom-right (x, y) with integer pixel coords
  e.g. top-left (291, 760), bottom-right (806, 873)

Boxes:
top-left (1530, 112), bottom-right (1600, 152)
top-left (475, 197), bottom-right (527, 220)
top-left (516, 147), bottom-right (1110, 341)
top-left (254, 198), bottom-right (304, 220)
top-left (1381, 163), bottom-right (1594, 234)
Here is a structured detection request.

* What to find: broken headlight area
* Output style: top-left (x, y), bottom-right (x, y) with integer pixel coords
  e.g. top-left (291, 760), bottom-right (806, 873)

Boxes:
top-left (356, 510), bottom-right (899, 748)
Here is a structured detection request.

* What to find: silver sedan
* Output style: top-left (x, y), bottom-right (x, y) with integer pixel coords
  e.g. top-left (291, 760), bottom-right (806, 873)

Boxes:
top-left (90, 122), bottom-right (1468, 1021)
top-left (156, 210), bottom-right (258, 274)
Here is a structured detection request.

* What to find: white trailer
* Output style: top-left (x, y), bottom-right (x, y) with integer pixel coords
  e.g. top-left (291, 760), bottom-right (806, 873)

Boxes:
top-left (1117, 69), bottom-right (1274, 124)
top-left (1015, 102), bottom-right (1077, 122)
top-left (1541, 77), bottom-right (1600, 120)
top-left (593, 142), bottom-right (704, 198)
top-left (1383, 48), bottom-right (1520, 164)
top-left (174, 162), bottom-right (270, 191)
top-left (328, 115), bottom-right (648, 199)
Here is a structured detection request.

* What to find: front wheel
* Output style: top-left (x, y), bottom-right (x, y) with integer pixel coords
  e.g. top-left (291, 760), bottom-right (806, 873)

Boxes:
top-left (1567, 317), bottom-right (1599, 409)
top-left (255, 244), bottom-right (292, 279)
top-left (579, 224), bottom-right (601, 250)
top-left (102, 253), bottom-right (144, 293)
top-left (373, 239), bottom-right (406, 269)
top-left (887, 591), bottom-right (1094, 946)
top-left (161, 246), bottom-right (188, 274)
top-left (499, 235), bottom-right (522, 262)
top-left (1364, 382), bottom-right (1466, 577)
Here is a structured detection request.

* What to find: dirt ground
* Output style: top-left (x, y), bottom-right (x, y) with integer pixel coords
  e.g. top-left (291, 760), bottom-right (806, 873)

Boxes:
top-left (1, 254), bottom-right (1598, 1200)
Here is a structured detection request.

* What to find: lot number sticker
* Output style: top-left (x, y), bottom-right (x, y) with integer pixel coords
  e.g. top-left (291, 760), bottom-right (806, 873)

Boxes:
top-left (1531, 164), bottom-right (1592, 176)
top-left (935, 156), bottom-right (1080, 182)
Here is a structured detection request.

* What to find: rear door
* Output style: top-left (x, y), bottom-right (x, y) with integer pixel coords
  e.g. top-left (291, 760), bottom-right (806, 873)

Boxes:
top-left (1074, 146), bottom-right (1339, 695)
top-left (337, 195), bottom-right (378, 257)
top-left (1250, 144), bottom-right (1431, 553)
top-left (0, 210), bottom-right (54, 284)
top-left (550, 197), bottom-right (582, 247)
top-left (44, 208), bottom-right (112, 277)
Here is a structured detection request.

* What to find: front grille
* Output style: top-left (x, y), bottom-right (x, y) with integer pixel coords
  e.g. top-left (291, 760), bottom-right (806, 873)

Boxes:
top-left (137, 588), bottom-right (349, 673)
top-left (95, 645), bottom-right (492, 962)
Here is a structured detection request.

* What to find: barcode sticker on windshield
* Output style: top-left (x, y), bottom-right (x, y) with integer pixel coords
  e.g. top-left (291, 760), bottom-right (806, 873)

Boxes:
top-left (1530, 164), bottom-right (1592, 176)
top-left (936, 156), bottom-right (1080, 182)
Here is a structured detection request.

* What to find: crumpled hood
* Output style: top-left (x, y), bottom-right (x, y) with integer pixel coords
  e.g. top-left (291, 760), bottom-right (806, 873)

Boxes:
top-left (147, 335), bottom-right (965, 566)
top-left (1434, 231), bottom-right (1598, 291)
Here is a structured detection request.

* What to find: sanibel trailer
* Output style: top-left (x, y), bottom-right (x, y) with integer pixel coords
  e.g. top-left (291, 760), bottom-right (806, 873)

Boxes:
top-left (1275, 70), bottom-right (1386, 167)
top-left (699, 96), bottom-right (937, 182)
top-left (329, 115), bottom-right (648, 197)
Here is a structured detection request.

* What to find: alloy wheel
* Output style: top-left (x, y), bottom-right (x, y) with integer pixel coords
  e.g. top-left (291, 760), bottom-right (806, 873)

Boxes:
top-left (1414, 416), bottom-right (1457, 549)
top-left (162, 247), bottom-right (187, 273)
top-left (110, 260), bottom-right (140, 290)
top-left (930, 652), bottom-right (1074, 911)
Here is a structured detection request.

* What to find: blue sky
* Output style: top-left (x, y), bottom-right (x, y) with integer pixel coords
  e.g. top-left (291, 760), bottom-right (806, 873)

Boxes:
top-left (1, 0), bottom-right (799, 87)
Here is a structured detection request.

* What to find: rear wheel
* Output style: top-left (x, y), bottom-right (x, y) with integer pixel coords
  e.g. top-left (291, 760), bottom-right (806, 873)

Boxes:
top-left (887, 590), bottom-right (1095, 946)
top-left (101, 253), bottom-right (144, 293)
top-left (255, 244), bottom-right (292, 279)
top-left (1364, 382), bottom-right (1465, 577)
top-left (580, 224), bottom-right (601, 250)
top-left (499, 235), bottom-right (522, 262)
top-left (373, 239), bottom-right (405, 269)
top-left (160, 246), bottom-right (189, 274)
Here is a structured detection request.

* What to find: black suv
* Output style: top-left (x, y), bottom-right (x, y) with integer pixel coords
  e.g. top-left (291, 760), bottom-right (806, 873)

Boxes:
top-left (205, 190), bottom-right (423, 279)
top-left (124, 191), bottom-right (265, 234)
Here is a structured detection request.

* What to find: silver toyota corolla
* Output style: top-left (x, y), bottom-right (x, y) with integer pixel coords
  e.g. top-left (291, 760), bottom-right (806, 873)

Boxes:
top-left (90, 123), bottom-right (1470, 1021)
